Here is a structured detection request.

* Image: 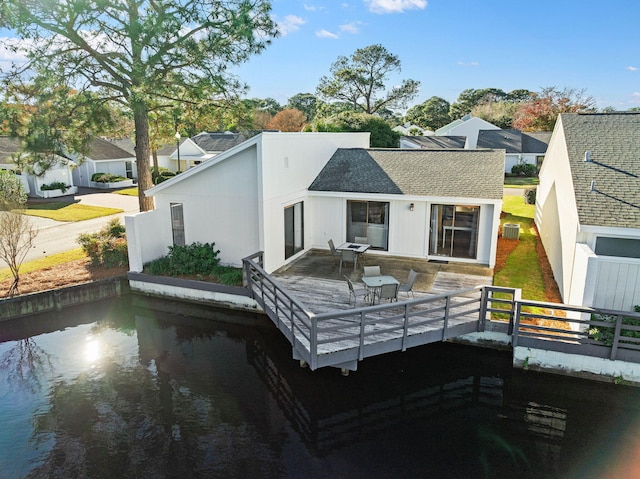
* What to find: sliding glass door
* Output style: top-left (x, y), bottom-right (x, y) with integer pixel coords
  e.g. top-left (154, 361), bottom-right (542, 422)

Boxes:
top-left (346, 200), bottom-right (389, 250)
top-left (284, 201), bottom-right (304, 260)
top-left (429, 204), bottom-right (479, 259)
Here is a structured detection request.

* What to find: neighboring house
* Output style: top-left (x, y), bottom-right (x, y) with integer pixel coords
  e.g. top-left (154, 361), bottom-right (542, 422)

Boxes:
top-left (393, 123), bottom-right (434, 137)
top-left (535, 112), bottom-right (640, 311)
top-left (399, 135), bottom-right (467, 149)
top-left (477, 129), bottom-right (551, 173)
top-left (72, 137), bottom-right (136, 187)
top-left (126, 132), bottom-right (504, 274)
top-left (0, 135), bottom-right (77, 198)
top-left (435, 114), bottom-right (500, 148)
top-left (168, 132), bottom-right (248, 171)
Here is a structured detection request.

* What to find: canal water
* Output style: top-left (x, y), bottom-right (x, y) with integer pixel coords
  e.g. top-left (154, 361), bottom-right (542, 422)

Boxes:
top-left (1, 296), bottom-right (640, 479)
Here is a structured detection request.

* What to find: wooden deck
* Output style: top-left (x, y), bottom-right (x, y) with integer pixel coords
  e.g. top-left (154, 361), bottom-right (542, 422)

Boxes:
top-left (246, 251), bottom-right (495, 372)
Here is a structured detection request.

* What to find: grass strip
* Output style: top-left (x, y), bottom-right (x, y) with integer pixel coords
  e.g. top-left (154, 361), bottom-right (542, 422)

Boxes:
top-left (0, 248), bottom-right (86, 281)
top-left (503, 177), bottom-right (539, 187)
top-left (25, 203), bottom-right (123, 221)
top-left (115, 187), bottom-right (139, 196)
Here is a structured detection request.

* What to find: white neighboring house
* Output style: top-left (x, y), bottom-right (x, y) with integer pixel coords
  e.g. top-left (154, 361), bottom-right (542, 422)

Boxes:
top-left (168, 132), bottom-right (249, 172)
top-left (125, 132), bottom-right (504, 274)
top-left (477, 129), bottom-right (551, 173)
top-left (536, 112), bottom-right (640, 311)
top-left (72, 137), bottom-right (136, 187)
top-left (0, 135), bottom-right (77, 198)
top-left (435, 114), bottom-right (500, 148)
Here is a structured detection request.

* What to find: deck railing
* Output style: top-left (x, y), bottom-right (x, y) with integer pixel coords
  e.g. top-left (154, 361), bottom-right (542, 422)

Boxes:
top-left (243, 253), bottom-right (640, 370)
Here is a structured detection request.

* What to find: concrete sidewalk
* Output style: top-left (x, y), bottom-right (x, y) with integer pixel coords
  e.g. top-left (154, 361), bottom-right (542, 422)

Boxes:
top-left (22, 189), bottom-right (141, 263)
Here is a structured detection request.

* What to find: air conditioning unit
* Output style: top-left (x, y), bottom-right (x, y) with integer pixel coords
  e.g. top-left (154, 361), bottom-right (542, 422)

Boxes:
top-left (503, 223), bottom-right (520, 240)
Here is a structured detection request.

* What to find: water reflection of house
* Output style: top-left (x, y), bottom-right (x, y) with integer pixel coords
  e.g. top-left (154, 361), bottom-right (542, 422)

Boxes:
top-left (126, 132), bottom-right (504, 274)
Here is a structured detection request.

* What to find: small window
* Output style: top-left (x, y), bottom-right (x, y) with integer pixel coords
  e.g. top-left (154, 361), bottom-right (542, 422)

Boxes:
top-left (595, 237), bottom-right (640, 259)
top-left (170, 203), bottom-right (185, 246)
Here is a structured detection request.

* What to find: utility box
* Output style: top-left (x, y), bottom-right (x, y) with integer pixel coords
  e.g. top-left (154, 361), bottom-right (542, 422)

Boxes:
top-left (503, 223), bottom-right (520, 240)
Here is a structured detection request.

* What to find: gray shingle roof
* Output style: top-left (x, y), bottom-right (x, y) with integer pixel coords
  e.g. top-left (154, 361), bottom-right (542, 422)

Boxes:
top-left (477, 129), bottom-right (522, 153)
top-left (309, 148), bottom-right (504, 200)
top-left (402, 135), bottom-right (467, 149)
top-left (522, 131), bottom-right (551, 153)
top-left (87, 137), bottom-right (134, 160)
top-left (0, 136), bottom-right (21, 161)
top-left (191, 132), bottom-right (247, 152)
top-left (561, 112), bottom-right (640, 228)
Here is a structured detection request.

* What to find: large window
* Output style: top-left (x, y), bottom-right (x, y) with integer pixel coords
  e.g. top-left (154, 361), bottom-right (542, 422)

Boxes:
top-left (284, 201), bottom-right (304, 260)
top-left (347, 201), bottom-right (389, 250)
top-left (429, 204), bottom-right (479, 259)
top-left (170, 203), bottom-right (185, 246)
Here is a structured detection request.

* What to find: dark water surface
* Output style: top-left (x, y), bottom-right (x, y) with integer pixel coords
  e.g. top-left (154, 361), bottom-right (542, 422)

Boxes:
top-left (1, 296), bottom-right (640, 479)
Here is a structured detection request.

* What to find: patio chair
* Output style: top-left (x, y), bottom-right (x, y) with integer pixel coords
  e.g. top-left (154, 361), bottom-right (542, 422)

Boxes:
top-left (398, 269), bottom-right (418, 298)
top-left (344, 275), bottom-right (369, 307)
top-left (363, 265), bottom-right (381, 277)
top-left (328, 239), bottom-right (341, 257)
top-left (339, 249), bottom-right (357, 274)
top-left (354, 236), bottom-right (368, 264)
top-left (375, 282), bottom-right (398, 303)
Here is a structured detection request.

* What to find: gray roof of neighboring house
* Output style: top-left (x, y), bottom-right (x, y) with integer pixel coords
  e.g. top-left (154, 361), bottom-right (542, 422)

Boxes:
top-left (476, 129), bottom-right (551, 154)
top-left (561, 112), bottom-right (640, 229)
top-left (402, 135), bottom-right (467, 149)
top-left (191, 132), bottom-right (247, 153)
top-left (309, 148), bottom-right (504, 200)
top-left (477, 129), bottom-right (522, 153)
top-left (0, 136), bottom-right (21, 161)
top-left (87, 137), bottom-right (134, 160)
top-left (522, 131), bottom-right (551, 153)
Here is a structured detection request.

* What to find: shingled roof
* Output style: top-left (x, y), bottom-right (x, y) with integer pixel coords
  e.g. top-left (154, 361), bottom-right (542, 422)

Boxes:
top-left (477, 129), bottom-right (551, 154)
top-left (87, 137), bottom-right (134, 160)
top-left (0, 136), bottom-right (21, 161)
top-left (191, 132), bottom-right (247, 153)
top-left (402, 135), bottom-right (467, 149)
top-left (561, 112), bottom-right (640, 228)
top-left (309, 148), bottom-right (504, 200)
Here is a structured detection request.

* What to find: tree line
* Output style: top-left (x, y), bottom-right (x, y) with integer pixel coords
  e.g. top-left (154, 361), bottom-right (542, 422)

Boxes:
top-left (0, 0), bottom-right (631, 212)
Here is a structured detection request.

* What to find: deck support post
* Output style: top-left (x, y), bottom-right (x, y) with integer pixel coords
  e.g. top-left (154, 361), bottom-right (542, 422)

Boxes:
top-left (299, 360), bottom-right (308, 368)
top-left (341, 368), bottom-right (350, 377)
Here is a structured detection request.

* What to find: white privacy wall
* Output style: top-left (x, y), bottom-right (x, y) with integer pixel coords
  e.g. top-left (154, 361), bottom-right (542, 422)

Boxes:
top-left (125, 209), bottom-right (169, 272)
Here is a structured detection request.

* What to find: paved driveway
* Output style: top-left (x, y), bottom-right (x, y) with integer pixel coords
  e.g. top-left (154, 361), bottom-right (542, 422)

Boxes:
top-left (22, 189), bottom-right (140, 263)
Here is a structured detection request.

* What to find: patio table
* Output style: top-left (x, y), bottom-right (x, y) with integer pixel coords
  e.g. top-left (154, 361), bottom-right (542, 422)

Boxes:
top-left (361, 275), bottom-right (399, 305)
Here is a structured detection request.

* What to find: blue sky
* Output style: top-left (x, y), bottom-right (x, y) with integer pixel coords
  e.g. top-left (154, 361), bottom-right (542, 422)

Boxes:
top-left (234, 0), bottom-right (640, 111)
top-left (1, 0), bottom-right (638, 112)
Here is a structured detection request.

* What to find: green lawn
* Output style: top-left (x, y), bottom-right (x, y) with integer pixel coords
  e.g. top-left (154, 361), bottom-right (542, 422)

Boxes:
top-left (115, 187), bottom-right (139, 196)
top-left (494, 196), bottom-right (547, 301)
top-left (0, 248), bottom-right (86, 281)
top-left (503, 176), bottom-right (539, 187)
top-left (25, 202), bottom-right (123, 221)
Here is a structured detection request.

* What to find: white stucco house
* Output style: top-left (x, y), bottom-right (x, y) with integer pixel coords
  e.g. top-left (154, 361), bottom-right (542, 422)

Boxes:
top-left (166, 132), bottom-right (249, 172)
top-left (71, 137), bottom-right (136, 187)
top-left (435, 114), bottom-right (500, 148)
top-left (477, 129), bottom-right (552, 173)
top-left (535, 112), bottom-right (640, 311)
top-left (0, 135), bottom-right (77, 198)
top-left (126, 132), bottom-right (504, 275)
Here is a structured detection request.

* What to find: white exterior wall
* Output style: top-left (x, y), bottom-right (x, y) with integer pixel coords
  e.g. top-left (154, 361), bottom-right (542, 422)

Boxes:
top-left (309, 193), bottom-right (500, 267)
top-left (73, 159), bottom-right (135, 186)
top-left (535, 118), bottom-right (580, 300)
top-left (592, 256), bottom-right (640, 310)
top-left (125, 209), bottom-right (169, 272)
top-left (259, 133), bottom-right (370, 272)
top-left (154, 146), bottom-right (260, 268)
top-left (505, 153), bottom-right (539, 173)
top-left (438, 117), bottom-right (500, 148)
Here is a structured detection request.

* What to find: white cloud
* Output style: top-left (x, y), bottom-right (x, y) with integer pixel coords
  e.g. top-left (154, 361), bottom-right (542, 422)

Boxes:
top-left (276, 15), bottom-right (306, 37)
top-left (457, 61), bottom-right (479, 67)
top-left (0, 37), bottom-right (30, 63)
top-left (304, 4), bottom-right (316, 11)
top-left (316, 29), bottom-right (339, 39)
top-left (626, 66), bottom-right (638, 71)
top-left (364, 0), bottom-right (427, 14)
top-left (339, 21), bottom-right (363, 34)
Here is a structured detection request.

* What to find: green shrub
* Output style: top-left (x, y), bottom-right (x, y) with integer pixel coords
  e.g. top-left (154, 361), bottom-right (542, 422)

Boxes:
top-left (77, 218), bottom-right (128, 267)
top-left (91, 173), bottom-right (128, 183)
top-left (511, 163), bottom-right (537, 177)
top-left (524, 187), bottom-right (537, 205)
top-left (144, 242), bottom-right (243, 285)
top-left (588, 305), bottom-right (640, 346)
top-left (41, 181), bottom-right (68, 192)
